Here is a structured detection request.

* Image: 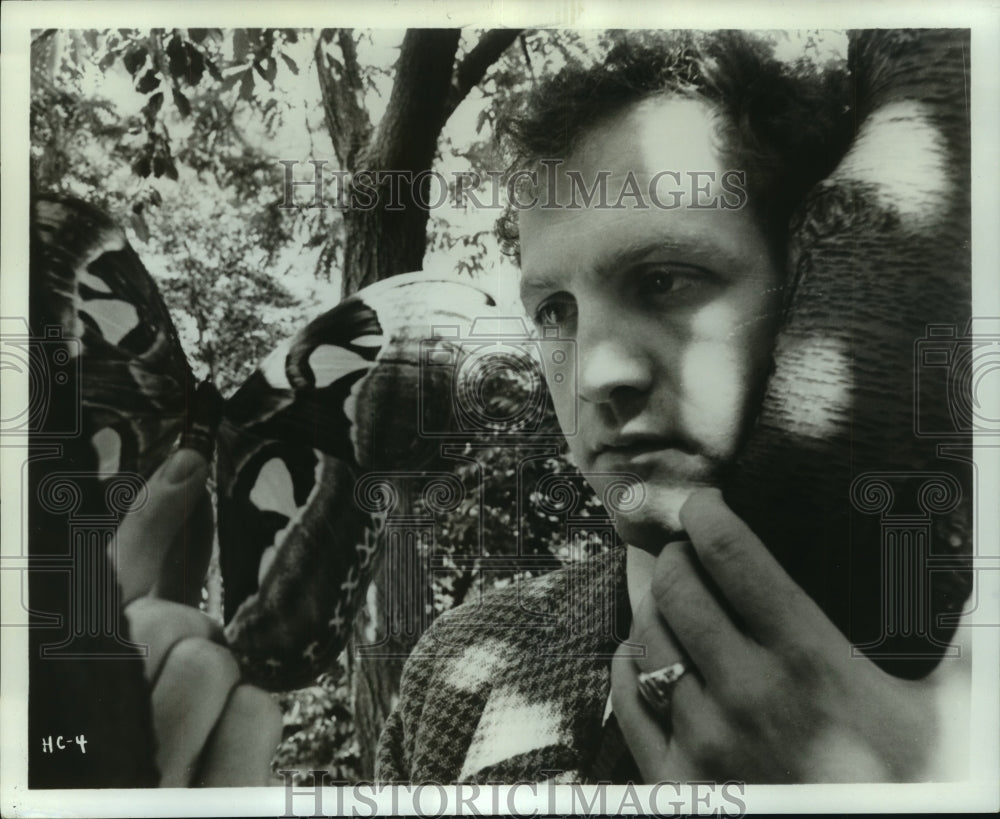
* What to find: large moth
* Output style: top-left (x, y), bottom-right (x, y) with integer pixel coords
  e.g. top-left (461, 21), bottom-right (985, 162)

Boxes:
top-left (30, 194), bottom-right (534, 690)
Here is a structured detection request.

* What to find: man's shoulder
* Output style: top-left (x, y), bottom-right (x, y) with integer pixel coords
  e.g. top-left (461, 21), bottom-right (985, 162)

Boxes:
top-left (402, 548), bottom-right (627, 675)
top-left (429, 549), bottom-right (624, 638)
top-left (378, 549), bottom-right (627, 783)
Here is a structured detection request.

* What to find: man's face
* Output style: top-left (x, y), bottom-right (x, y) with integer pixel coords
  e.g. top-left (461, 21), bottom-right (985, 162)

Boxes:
top-left (518, 97), bottom-right (784, 551)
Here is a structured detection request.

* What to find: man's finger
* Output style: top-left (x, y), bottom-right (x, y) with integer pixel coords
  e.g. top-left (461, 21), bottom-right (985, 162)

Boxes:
top-left (151, 636), bottom-right (240, 787)
top-left (114, 449), bottom-right (209, 605)
top-left (611, 642), bottom-right (709, 782)
top-left (610, 642), bottom-right (673, 782)
top-left (151, 487), bottom-right (214, 607)
top-left (195, 684), bottom-right (283, 787)
top-left (679, 488), bottom-right (839, 646)
top-left (630, 589), bottom-right (688, 676)
top-left (125, 597), bottom-right (225, 683)
top-left (650, 540), bottom-right (754, 682)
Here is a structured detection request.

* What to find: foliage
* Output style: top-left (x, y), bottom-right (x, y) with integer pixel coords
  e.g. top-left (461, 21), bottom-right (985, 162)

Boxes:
top-left (420, 442), bottom-right (615, 615)
top-left (273, 662), bottom-right (360, 784)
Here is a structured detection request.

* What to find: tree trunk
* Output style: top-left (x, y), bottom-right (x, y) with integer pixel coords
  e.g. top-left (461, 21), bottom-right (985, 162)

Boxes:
top-left (331, 27), bottom-right (521, 295)
top-left (317, 28), bottom-right (521, 775)
top-left (340, 29), bottom-right (462, 295)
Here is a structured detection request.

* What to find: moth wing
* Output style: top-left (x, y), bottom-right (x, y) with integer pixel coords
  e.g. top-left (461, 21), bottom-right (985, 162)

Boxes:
top-left (31, 195), bottom-right (199, 482)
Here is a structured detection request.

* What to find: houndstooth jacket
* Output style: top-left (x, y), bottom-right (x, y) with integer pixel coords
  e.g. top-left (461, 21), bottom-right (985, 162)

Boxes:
top-left (375, 549), bottom-right (632, 783)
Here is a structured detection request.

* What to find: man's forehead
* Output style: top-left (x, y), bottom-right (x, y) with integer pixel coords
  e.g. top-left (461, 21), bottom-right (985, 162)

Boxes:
top-left (536, 96), bottom-right (726, 186)
top-left (513, 94), bottom-right (771, 292)
top-left (518, 211), bottom-right (752, 287)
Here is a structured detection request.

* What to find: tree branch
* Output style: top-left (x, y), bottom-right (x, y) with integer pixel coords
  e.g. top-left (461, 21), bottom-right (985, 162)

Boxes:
top-left (443, 28), bottom-right (523, 121)
top-left (314, 28), bottom-right (372, 168)
top-left (31, 29), bottom-right (58, 46)
top-left (366, 28), bottom-right (461, 170)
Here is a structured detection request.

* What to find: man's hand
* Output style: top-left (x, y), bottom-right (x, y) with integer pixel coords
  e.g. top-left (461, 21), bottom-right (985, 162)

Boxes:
top-left (611, 488), bottom-right (971, 783)
top-left (113, 448), bottom-right (283, 787)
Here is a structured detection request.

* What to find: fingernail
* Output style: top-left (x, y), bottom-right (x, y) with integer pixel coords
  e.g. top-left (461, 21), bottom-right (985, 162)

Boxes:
top-left (162, 449), bottom-right (206, 484)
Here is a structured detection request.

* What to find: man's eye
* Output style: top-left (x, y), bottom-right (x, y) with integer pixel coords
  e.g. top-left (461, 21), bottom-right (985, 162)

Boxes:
top-left (636, 264), bottom-right (705, 298)
top-left (534, 294), bottom-right (576, 327)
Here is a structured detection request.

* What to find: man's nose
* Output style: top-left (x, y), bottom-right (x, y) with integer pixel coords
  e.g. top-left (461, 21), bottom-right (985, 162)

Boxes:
top-left (575, 317), bottom-right (654, 405)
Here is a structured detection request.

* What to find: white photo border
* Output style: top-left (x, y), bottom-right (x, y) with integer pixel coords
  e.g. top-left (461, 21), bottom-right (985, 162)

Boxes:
top-left (2, 1), bottom-right (998, 816)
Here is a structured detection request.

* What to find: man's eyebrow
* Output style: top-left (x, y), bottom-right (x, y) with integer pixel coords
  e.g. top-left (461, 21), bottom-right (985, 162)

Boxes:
top-left (518, 236), bottom-right (746, 302)
top-left (594, 237), bottom-right (742, 275)
top-left (519, 240), bottom-right (711, 296)
top-left (519, 273), bottom-right (563, 300)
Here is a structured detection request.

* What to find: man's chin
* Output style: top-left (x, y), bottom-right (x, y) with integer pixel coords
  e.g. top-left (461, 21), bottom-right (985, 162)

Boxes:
top-left (605, 483), bottom-right (703, 554)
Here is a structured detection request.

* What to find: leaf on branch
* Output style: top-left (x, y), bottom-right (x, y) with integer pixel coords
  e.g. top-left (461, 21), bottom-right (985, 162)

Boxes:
top-left (238, 69), bottom-right (255, 102)
top-left (83, 31), bottom-right (98, 51)
top-left (167, 34), bottom-right (187, 77)
top-left (142, 91), bottom-right (164, 120)
top-left (123, 46), bottom-right (147, 76)
top-left (279, 52), bottom-right (299, 75)
top-left (98, 51), bottom-right (117, 71)
top-left (132, 154), bottom-right (152, 178)
top-left (136, 69), bottom-right (161, 94)
top-left (185, 44), bottom-right (205, 85)
top-left (188, 28), bottom-right (208, 44)
top-left (204, 56), bottom-right (223, 82)
top-left (233, 29), bottom-right (250, 64)
top-left (253, 56), bottom-right (277, 87)
top-left (172, 86), bottom-right (191, 118)
top-left (130, 210), bottom-right (150, 243)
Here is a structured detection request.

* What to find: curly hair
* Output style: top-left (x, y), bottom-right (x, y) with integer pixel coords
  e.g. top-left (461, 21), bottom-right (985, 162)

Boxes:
top-left (495, 31), bottom-right (853, 264)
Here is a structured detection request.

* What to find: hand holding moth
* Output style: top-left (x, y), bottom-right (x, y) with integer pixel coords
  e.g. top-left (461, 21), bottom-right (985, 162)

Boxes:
top-left (611, 489), bottom-right (971, 783)
top-left (115, 448), bottom-right (282, 787)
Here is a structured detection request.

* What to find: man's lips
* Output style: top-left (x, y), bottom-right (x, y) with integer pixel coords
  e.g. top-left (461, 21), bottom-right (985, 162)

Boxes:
top-left (587, 435), bottom-right (719, 482)
top-left (592, 434), bottom-right (689, 459)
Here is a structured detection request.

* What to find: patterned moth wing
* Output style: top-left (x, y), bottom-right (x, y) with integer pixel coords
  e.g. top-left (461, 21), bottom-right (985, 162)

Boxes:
top-left (30, 195), bottom-right (217, 483)
top-left (724, 30), bottom-right (972, 677)
top-left (32, 193), bottom-right (527, 690)
top-left (218, 272), bottom-right (508, 689)
top-left (28, 194), bottom-right (218, 786)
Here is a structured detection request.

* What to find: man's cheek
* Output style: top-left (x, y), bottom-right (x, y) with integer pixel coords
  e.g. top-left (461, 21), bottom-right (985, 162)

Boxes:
top-left (547, 382), bottom-right (581, 449)
top-left (678, 348), bottom-right (756, 458)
